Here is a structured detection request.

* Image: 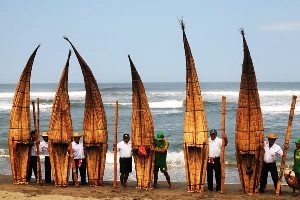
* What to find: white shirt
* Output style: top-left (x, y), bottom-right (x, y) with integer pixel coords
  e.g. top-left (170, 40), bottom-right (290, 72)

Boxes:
top-left (117, 141), bottom-right (132, 158)
top-left (39, 140), bottom-right (49, 156)
top-left (208, 137), bottom-right (222, 158)
top-left (263, 141), bottom-right (283, 163)
top-left (72, 141), bottom-right (85, 159)
top-left (30, 143), bottom-right (37, 156)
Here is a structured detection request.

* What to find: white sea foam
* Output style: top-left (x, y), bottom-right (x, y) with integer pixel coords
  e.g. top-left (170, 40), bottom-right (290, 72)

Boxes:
top-left (149, 100), bottom-right (183, 109)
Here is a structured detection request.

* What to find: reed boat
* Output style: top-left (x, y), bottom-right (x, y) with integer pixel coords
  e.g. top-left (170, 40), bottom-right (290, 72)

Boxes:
top-left (8, 45), bottom-right (40, 184)
top-left (64, 37), bottom-right (108, 186)
top-left (128, 55), bottom-right (155, 189)
top-left (235, 29), bottom-right (264, 194)
top-left (48, 51), bottom-right (75, 186)
top-left (180, 21), bottom-right (208, 193)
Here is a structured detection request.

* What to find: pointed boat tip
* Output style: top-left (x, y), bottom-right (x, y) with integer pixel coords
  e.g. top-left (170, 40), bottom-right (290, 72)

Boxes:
top-left (68, 49), bottom-right (72, 56)
top-left (179, 18), bottom-right (185, 31)
top-left (240, 28), bottom-right (245, 37)
top-left (63, 36), bottom-right (71, 43)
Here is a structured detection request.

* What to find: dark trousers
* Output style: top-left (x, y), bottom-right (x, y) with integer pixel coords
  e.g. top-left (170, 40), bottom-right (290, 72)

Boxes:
top-left (26, 156), bottom-right (37, 182)
top-left (72, 159), bottom-right (87, 184)
top-left (259, 162), bottom-right (278, 191)
top-left (44, 156), bottom-right (51, 183)
top-left (207, 157), bottom-right (221, 191)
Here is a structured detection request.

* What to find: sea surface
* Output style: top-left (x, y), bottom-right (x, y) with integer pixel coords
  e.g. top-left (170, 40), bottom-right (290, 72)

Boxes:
top-left (0, 82), bottom-right (300, 183)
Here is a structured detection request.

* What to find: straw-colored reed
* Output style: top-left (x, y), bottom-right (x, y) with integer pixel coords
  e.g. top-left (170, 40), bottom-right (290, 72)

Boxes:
top-left (8, 45), bottom-right (40, 184)
top-left (48, 51), bottom-right (75, 187)
top-left (235, 30), bottom-right (264, 195)
top-left (180, 21), bottom-right (208, 193)
top-left (64, 37), bottom-right (108, 186)
top-left (129, 55), bottom-right (155, 189)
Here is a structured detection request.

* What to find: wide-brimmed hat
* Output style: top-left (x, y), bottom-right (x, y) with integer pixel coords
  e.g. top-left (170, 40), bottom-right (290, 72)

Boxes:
top-left (267, 133), bottom-right (278, 139)
top-left (156, 131), bottom-right (164, 141)
top-left (295, 137), bottom-right (300, 144)
top-left (73, 132), bottom-right (82, 137)
top-left (41, 132), bottom-right (48, 137)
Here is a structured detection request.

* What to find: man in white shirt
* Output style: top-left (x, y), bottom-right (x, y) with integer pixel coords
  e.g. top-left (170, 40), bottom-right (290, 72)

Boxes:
top-left (207, 129), bottom-right (227, 191)
top-left (259, 133), bottom-right (283, 193)
top-left (40, 132), bottom-right (51, 184)
top-left (26, 131), bottom-right (38, 182)
top-left (117, 133), bottom-right (132, 188)
top-left (72, 132), bottom-right (87, 185)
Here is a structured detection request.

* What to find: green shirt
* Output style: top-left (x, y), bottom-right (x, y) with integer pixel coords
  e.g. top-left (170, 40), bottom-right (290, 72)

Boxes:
top-left (294, 149), bottom-right (300, 177)
top-left (154, 139), bottom-right (168, 168)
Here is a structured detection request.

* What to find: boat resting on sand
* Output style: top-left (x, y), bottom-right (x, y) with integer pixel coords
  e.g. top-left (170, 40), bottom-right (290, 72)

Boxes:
top-left (235, 29), bottom-right (264, 195)
top-left (64, 37), bottom-right (108, 186)
top-left (181, 21), bottom-right (208, 193)
top-left (128, 55), bottom-right (155, 190)
top-left (48, 51), bottom-right (78, 187)
top-left (8, 45), bottom-right (40, 184)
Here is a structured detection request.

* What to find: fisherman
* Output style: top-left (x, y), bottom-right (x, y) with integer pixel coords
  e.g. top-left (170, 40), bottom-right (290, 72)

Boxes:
top-left (117, 133), bottom-right (132, 188)
top-left (72, 132), bottom-right (87, 185)
top-left (293, 137), bottom-right (300, 195)
top-left (39, 132), bottom-right (51, 184)
top-left (259, 133), bottom-right (283, 193)
top-left (153, 131), bottom-right (173, 189)
top-left (207, 129), bottom-right (228, 192)
top-left (26, 130), bottom-right (38, 182)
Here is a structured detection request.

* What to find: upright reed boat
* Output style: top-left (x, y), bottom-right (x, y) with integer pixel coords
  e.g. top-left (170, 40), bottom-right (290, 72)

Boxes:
top-left (8, 45), bottom-right (40, 184)
top-left (181, 21), bottom-right (208, 193)
top-left (48, 51), bottom-right (75, 186)
top-left (235, 30), bottom-right (264, 195)
top-left (128, 55), bottom-right (155, 189)
top-left (64, 37), bottom-right (108, 186)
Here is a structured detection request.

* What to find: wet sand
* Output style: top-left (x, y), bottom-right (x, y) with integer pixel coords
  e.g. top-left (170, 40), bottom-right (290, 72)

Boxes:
top-left (0, 175), bottom-right (298, 199)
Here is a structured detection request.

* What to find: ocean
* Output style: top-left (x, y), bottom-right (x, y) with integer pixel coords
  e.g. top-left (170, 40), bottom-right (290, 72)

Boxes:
top-left (0, 82), bottom-right (300, 183)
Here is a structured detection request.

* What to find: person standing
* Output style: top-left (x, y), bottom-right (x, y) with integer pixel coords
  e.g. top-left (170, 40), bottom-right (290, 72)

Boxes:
top-left (72, 132), bottom-right (87, 185)
top-left (153, 131), bottom-right (173, 189)
top-left (207, 129), bottom-right (228, 191)
top-left (27, 131), bottom-right (38, 182)
top-left (40, 132), bottom-right (51, 184)
top-left (293, 137), bottom-right (300, 196)
top-left (259, 133), bottom-right (283, 193)
top-left (117, 133), bottom-right (132, 188)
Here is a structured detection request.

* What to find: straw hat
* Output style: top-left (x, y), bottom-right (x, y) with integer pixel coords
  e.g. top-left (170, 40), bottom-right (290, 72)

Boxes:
top-left (41, 132), bottom-right (48, 137)
top-left (267, 133), bottom-right (278, 139)
top-left (73, 132), bottom-right (82, 137)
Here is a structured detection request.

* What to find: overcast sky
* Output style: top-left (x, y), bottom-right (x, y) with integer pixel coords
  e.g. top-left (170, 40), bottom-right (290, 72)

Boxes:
top-left (0, 1), bottom-right (300, 83)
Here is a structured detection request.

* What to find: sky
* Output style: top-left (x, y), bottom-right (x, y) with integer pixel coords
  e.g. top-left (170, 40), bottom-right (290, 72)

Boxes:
top-left (0, 0), bottom-right (300, 83)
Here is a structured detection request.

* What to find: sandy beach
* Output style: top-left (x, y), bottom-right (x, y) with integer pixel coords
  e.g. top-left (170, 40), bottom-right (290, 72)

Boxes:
top-left (0, 175), bottom-right (298, 200)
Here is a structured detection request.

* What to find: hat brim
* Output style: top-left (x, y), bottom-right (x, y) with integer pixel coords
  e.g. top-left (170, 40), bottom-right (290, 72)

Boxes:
top-left (267, 137), bottom-right (277, 139)
top-left (157, 138), bottom-right (163, 141)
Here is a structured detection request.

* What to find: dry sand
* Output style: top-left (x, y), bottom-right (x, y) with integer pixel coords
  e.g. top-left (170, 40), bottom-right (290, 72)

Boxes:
top-left (0, 175), bottom-right (298, 200)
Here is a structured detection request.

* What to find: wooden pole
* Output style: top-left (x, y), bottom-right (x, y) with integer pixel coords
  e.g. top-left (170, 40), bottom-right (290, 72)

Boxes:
top-left (36, 98), bottom-right (42, 184)
top-left (68, 137), bottom-right (79, 187)
top-left (113, 100), bottom-right (119, 188)
top-left (276, 95), bottom-right (297, 195)
top-left (221, 96), bottom-right (226, 193)
top-left (31, 101), bottom-right (41, 183)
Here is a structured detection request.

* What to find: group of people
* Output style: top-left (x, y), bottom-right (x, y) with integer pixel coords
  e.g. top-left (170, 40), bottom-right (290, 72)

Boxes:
top-left (27, 131), bottom-right (87, 185)
top-left (26, 129), bottom-right (300, 195)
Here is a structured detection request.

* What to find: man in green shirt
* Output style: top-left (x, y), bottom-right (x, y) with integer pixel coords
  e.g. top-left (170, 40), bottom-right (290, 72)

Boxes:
top-left (293, 137), bottom-right (300, 196)
top-left (153, 131), bottom-right (173, 189)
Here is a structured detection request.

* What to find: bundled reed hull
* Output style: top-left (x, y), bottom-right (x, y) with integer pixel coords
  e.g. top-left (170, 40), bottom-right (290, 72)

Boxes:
top-left (64, 37), bottom-right (108, 186)
top-left (181, 22), bottom-right (208, 193)
top-left (129, 56), bottom-right (155, 189)
top-left (235, 30), bottom-right (264, 194)
top-left (48, 51), bottom-right (72, 186)
top-left (8, 46), bottom-right (40, 184)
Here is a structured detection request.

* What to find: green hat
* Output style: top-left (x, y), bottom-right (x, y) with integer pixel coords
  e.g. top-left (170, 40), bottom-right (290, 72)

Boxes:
top-left (156, 131), bottom-right (164, 141)
top-left (295, 137), bottom-right (300, 144)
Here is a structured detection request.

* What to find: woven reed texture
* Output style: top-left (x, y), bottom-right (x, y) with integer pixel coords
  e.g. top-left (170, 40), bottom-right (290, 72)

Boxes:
top-left (180, 21), bottom-right (208, 193)
top-left (235, 30), bottom-right (264, 195)
top-left (128, 55), bottom-right (155, 189)
top-left (276, 95), bottom-right (297, 195)
top-left (8, 45), bottom-right (40, 184)
top-left (64, 37), bottom-right (108, 186)
top-left (48, 51), bottom-right (72, 186)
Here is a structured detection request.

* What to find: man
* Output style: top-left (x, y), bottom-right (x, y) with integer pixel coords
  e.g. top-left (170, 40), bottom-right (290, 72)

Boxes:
top-left (72, 132), bottom-right (87, 185)
top-left (259, 133), bottom-right (283, 193)
top-left (293, 137), bottom-right (300, 196)
top-left (40, 132), bottom-right (51, 184)
top-left (153, 131), bottom-right (173, 189)
top-left (117, 133), bottom-right (132, 188)
top-left (27, 131), bottom-right (38, 182)
top-left (207, 129), bottom-right (228, 191)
